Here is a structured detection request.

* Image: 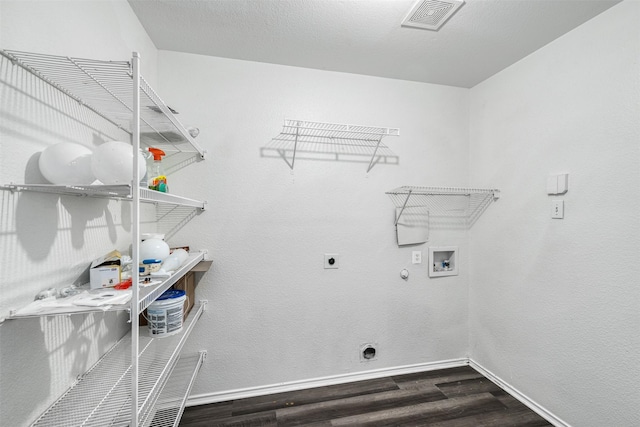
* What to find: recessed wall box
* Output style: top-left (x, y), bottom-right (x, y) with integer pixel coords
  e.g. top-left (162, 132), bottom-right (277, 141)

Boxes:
top-left (429, 246), bottom-right (458, 277)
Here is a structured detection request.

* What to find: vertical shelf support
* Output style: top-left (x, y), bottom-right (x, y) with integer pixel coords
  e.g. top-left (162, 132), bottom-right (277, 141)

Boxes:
top-left (131, 51), bottom-right (141, 427)
top-left (366, 134), bottom-right (384, 173)
top-left (394, 189), bottom-right (413, 226)
top-left (291, 123), bottom-right (300, 170)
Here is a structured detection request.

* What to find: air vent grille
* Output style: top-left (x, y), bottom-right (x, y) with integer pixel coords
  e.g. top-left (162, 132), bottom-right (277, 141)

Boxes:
top-left (402, 0), bottom-right (465, 31)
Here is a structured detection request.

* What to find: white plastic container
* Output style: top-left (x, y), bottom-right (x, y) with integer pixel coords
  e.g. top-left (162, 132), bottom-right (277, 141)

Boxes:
top-left (147, 289), bottom-right (186, 337)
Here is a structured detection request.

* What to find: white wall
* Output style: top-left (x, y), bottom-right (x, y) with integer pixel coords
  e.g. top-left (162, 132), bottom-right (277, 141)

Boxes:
top-left (156, 51), bottom-right (472, 396)
top-left (468, 2), bottom-right (640, 426)
top-left (0, 1), bottom-right (158, 425)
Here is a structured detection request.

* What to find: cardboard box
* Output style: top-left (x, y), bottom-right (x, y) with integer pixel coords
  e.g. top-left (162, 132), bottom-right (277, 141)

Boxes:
top-left (90, 250), bottom-right (122, 289)
top-left (173, 271), bottom-right (195, 318)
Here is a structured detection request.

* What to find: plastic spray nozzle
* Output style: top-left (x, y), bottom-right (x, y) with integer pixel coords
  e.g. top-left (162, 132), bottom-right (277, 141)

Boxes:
top-left (148, 147), bottom-right (165, 161)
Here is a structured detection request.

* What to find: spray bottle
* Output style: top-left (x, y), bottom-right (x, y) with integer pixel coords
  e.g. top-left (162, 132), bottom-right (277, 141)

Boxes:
top-left (148, 147), bottom-right (168, 192)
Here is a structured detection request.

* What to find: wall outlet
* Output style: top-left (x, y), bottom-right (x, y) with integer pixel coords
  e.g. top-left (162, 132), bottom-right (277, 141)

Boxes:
top-left (412, 251), bottom-right (422, 264)
top-left (324, 253), bottom-right (339, 269)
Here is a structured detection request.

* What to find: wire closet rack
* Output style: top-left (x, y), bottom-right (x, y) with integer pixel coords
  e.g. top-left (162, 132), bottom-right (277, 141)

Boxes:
top-left (386, 186), bottom-right (500, 230)
top-left (263, 119), bottom-right (400, 172)
top-left (0, 49), bottom-right (205, 171)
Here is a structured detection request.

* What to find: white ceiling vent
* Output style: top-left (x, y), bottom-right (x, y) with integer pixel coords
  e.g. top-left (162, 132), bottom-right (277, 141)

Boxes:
top-left (402, 0), bottom-right (465, 31)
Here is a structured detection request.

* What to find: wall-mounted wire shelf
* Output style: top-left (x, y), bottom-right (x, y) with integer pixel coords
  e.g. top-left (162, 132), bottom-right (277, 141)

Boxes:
top-left (136, 252), bottom-right (205, 314)
top-left (7, 252), bottom-right (208, 319)
top-left (0, 49), bottom-right (205, 168)
top-left (147, 352), bottom-right (206, 427)
top-left (263, 119), bottom-right (399, 172)
top-left (386, 186), bottom-right (500, 229)
top-left (0, 184), bottom-right (206, 210)
top-left (0, 183), bottom-right (206, 241)
top-left (30, 302), bottom-right (206, 427)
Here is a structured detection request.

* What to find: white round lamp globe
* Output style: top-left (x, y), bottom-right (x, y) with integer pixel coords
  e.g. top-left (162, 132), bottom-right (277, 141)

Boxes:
top-left (91, 141), bottom-right (146, 185)
top-left (38, 142), bottom-right (95, 185)
top-left (139, 238), bottom-right (170, 261)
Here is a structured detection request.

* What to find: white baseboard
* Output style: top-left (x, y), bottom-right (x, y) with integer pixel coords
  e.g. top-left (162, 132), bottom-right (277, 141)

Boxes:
top-left (187, 357), bottom-right (468, 407)
top-left (468, 359), bottom-right (570, 427)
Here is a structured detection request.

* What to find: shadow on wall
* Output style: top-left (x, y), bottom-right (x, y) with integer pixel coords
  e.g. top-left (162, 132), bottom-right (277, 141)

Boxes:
top-left (0, 311), bottom-right (129, 426)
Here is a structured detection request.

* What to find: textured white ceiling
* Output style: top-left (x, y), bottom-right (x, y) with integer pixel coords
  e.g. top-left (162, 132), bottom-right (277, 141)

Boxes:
top-left (128, 0), bottom-right (621, 88)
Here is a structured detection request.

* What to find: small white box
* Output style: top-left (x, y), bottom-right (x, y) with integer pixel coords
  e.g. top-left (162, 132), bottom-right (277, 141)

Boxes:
top-left (90, 250), bottom-right (122, 289)
top-left (90, 266), bottom-right (121, 289)
top-left (547, 173), bottom-right (569, 195)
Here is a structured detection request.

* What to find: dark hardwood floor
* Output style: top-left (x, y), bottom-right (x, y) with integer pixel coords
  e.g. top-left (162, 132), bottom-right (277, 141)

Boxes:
top-left (180, 366), bottom-right (552, 426)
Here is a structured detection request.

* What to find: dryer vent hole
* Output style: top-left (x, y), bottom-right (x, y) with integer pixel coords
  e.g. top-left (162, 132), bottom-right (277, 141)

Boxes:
top-left (362, 346), bottom-right (376, 360)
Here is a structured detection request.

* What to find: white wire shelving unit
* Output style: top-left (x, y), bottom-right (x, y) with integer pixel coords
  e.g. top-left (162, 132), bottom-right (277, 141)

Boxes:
top-left (263, 119), bottom-right (400, 172)
top-left (386, 186), bottom-right (500, 229)
top-left (0, 49), bottom-right (209, 427)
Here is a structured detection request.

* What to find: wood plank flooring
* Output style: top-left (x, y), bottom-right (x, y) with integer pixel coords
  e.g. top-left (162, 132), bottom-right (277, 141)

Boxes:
top-left (180, 366), bottom-right (552, 426)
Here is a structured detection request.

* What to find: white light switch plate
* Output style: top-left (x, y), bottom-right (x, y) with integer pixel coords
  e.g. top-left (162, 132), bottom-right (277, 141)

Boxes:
top-left (551, 200), bottom-right (564, 219)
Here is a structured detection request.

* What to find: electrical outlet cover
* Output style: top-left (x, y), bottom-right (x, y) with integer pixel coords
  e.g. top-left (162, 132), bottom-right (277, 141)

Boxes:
top-left (324, 253), bottom-right (339, 269)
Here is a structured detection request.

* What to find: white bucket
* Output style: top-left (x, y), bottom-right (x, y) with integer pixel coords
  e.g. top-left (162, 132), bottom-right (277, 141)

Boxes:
top-left (147, 289), bottom-right (186, 337)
